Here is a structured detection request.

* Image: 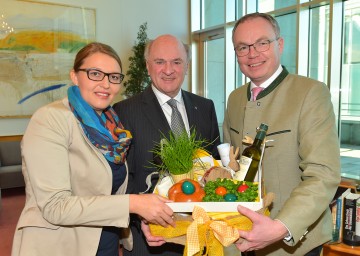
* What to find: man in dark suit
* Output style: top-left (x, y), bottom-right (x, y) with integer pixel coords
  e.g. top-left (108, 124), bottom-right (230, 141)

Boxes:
top-left (113, 34), bottom-right (220, 256)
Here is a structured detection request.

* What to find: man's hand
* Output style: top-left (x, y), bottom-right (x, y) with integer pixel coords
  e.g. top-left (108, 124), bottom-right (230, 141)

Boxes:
top-left (234, 205), bottom-right (289, 252)
top-left (141, 220), bottom-right (167, 246)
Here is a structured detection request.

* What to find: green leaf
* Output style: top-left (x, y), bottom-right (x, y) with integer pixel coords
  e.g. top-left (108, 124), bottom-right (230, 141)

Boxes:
top-left (150, 130), bottom-right (210, 175)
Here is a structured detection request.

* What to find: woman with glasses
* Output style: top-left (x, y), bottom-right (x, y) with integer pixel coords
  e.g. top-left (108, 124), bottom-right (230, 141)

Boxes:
top-left (12, 42), bottom-right (175, 256)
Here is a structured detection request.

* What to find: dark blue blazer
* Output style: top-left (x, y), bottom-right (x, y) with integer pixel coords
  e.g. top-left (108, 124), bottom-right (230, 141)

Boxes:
top-left (113, 86), bottom-right (220, 194)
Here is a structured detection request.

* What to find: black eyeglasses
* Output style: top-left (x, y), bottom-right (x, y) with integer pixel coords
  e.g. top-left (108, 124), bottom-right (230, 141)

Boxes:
top-left (78, 68), bottom-right (125, 84)
top-left (234, 38), bottom-right (279, 57)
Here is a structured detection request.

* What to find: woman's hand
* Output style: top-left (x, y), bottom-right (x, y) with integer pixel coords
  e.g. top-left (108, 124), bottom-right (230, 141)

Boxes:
top-left (129, 194), bottom-right (175, 227)
top-left (141, 220), bottom-right (167, 246)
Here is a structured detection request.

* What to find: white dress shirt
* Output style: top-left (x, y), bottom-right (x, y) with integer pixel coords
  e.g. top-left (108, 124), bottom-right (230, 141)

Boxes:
top-left (151, 85), bottom-right (190, 133)
top-left (250, 65), bottom-right (283, 98)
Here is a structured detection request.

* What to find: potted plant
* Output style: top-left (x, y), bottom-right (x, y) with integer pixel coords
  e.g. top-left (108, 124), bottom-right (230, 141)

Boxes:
top-left (122, 22), bottom-right (152, 98)
top-left (152, 130), bottom-right (209, 183)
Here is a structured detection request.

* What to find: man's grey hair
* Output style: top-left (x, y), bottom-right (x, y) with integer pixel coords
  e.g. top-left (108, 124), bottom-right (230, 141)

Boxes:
top-left (144, 39), bottom-right (191, 63)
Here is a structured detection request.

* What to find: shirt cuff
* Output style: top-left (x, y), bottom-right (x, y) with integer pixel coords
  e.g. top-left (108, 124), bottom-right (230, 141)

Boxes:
top-left (274, 219), bottom-right (293, 242)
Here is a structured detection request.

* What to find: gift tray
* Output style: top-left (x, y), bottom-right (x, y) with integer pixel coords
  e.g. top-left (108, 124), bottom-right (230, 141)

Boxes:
top-left (166, 160), bottom-right (264, 213)
top-left (167, 200), bottom-right (263, 213)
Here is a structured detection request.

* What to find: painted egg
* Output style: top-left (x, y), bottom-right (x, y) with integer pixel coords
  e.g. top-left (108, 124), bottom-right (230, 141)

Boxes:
top-left (224, 193), bottom-right (238, 202)
top-left (181, 181), bottom-right (195, 195)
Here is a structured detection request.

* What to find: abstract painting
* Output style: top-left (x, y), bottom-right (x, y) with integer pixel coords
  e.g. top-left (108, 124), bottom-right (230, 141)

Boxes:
top-left (0, 0), bottom-right (96, 117)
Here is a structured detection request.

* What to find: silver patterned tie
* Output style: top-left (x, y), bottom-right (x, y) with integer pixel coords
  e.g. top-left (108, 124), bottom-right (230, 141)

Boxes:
top-left (167, 98), bottom-right (186, 137)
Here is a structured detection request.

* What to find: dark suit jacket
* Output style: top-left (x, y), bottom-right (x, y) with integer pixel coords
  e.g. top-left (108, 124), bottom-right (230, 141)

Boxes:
top-left (113, 86), bottom-right (220, 194)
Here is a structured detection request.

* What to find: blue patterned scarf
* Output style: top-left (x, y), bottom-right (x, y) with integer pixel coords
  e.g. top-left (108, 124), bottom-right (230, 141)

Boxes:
top-left (68, 86), bottom-right (132, 164)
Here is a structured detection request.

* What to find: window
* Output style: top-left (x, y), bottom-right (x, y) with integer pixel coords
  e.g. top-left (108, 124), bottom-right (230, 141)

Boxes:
top-left (258, 0), bottom-right (297, 13)
top-left (203, 0), bottom-right (225, 29)
top-left (236, 0), bottom-right (244, 19)
top-left (340, 0), bottom-right (360, 180)
top-left (277, 13), bottom-right (297, 74)
top-left (204, 37), bottom-right (225, 138)
top-left (191, 0), bottom-right (360, 181)
top-left (309, 5), bottom-right (329, 84)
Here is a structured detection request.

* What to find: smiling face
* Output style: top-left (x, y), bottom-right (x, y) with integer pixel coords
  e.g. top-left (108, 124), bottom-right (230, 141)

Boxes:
top-left (70, 52), bottom-right (121, 113)
top-left (233, 17), bottom-right (284, 85)
top-left (146, 35), bottom-right (188, 98)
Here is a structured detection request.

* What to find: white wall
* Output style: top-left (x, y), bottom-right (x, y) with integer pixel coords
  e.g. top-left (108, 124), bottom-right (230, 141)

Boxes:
top-left (0, 0), bottom-right (189, 135)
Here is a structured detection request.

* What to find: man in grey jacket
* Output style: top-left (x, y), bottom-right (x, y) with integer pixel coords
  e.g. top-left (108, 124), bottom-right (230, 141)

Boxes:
top-left (225, 13), bottom-right (341, 256)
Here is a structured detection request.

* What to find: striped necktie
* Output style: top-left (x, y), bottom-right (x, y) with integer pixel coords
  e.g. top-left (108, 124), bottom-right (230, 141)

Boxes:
top-left (167, 98), bottom-right (186, 137)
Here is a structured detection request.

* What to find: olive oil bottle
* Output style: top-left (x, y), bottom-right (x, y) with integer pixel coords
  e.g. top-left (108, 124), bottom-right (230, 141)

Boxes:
top-left (235, 123), bottom-right (268, 182)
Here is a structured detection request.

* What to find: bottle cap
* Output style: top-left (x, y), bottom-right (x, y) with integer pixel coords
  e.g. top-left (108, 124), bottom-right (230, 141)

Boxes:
top-left (259, 123), bottom-right (268, 131)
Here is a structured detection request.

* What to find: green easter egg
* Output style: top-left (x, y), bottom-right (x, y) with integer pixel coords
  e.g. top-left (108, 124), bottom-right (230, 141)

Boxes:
top-left (224, 193), bottom-right (238, 202)
top-left (181, 181), bottom-right (195, 195)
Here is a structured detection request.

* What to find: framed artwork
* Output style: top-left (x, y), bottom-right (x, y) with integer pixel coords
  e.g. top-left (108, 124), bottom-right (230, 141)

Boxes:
top-left (0, 0), bottom-right (96, 117)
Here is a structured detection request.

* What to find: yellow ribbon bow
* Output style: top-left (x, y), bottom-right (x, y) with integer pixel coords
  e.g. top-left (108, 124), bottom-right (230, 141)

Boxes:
top-left (149, 193), bottom-right (274, 256)
top-left (186, 206), bottom-right (240, 256)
